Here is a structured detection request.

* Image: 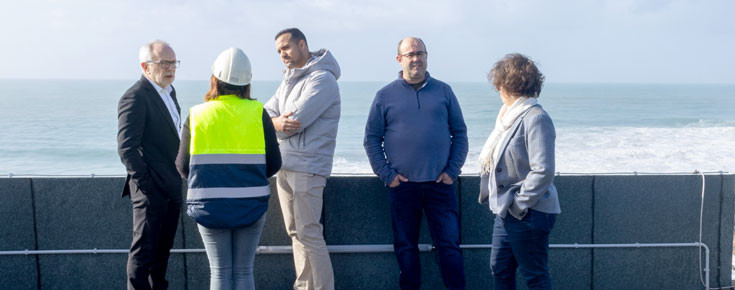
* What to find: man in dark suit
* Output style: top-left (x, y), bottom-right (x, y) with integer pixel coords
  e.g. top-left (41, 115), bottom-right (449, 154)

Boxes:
top-left (117, 40), bottom-right (183, 290)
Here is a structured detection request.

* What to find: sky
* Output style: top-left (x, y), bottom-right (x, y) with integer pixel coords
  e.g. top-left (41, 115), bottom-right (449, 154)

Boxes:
top-left (1, 0), bottom-right (733, 83)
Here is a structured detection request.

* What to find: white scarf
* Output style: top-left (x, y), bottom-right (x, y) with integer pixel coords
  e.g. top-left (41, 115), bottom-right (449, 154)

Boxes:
top-left (478, 97), bottom-right (537, 174)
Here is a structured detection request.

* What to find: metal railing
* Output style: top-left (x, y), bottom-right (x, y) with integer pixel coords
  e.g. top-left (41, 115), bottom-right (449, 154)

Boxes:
top-left (0, 242), bottom-right (712, 288)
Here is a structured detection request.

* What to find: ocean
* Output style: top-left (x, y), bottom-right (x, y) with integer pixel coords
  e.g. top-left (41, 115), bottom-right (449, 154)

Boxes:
top-left (1, 79), bottom-right (734, 176)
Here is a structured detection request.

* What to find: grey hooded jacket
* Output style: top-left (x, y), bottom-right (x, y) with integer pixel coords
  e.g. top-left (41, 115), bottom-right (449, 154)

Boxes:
top-left (264, 49), bottom-right (341, 177)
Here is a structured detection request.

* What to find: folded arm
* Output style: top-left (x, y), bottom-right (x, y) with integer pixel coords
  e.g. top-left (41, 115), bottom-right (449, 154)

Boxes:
top-left (283, 72), bottom-right (339, 136)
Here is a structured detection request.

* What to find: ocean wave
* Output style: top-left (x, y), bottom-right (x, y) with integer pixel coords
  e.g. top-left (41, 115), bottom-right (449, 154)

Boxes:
top-left (552, 126), bottom-right (735, 173)
top-left (682, 119), bottom-right (735, 128)
top-left (553, 118), bottom-right (735, 128)
top-left (330, 126), bottom-right (735, 175)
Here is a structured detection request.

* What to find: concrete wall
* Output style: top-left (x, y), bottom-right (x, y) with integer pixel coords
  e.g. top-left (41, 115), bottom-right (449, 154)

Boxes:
top-left (0, 175), bottom-right (732, 290)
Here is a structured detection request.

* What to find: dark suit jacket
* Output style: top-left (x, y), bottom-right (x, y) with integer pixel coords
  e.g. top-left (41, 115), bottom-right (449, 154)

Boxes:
top-left (117, 75), bottom-right (183, 197)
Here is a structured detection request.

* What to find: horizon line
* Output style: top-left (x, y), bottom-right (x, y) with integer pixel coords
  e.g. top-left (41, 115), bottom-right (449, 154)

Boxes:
top-left (0, 77), bottom-right (733, 86)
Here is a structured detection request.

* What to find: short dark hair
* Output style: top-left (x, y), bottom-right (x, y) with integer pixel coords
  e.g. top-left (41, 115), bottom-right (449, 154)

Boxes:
top-left (489, 53), bottom-right (545, 98)
top-left (275, 28), bottom-right (308, 48)
top-left (204, 75), bottom-right (252, 101)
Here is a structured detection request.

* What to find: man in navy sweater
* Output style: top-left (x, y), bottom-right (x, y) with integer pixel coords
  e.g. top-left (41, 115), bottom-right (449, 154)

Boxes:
top-left (364, 37), bottom-right (468, 290)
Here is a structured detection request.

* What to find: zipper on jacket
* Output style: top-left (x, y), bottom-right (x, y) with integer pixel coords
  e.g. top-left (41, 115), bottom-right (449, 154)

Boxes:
top-left (415, 91), bottom-right (421, 110)
top-left (405, 78), bottom-right (427, 110)
top-left (414, 80), bottom-right (428, 110)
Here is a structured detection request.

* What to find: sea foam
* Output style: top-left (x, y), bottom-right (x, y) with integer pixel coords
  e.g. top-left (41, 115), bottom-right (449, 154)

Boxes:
top-left (332, 126), bottom-right (735, 175)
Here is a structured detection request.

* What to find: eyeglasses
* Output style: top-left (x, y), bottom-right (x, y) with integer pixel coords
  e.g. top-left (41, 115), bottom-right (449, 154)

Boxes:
top-left (399, 51), bottom-right (427, 59)
top-left (148, 60), bottom-right (181, 69)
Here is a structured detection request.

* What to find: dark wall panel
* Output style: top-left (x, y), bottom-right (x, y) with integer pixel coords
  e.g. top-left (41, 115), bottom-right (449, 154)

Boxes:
top-left (0, 174), bottom-right (732, 289)
top-left (593, 248), bottom-right (700, 290)
top-left (323, 176), bottom-right (437, 288)
top-left (460, 175), bottom-right (594, 290)
top-left (593, 175), bottom-right (721, 289)
top-left (547, 176), bottom-right (594, 290)
top-left (323, 176), bottom-right (433, 245)
top-left (458, 176), bottom-right (495, 290)
top-left (259, 178), bottom-right (291, 246)
top-left (253, 255), bottom-right (299, 289)
top-left (0, 178), bottom-right (37, 290)
top-left (33, 178), bottom-right (185, 290)
top-left (718, 174), bottom-right (735, 287)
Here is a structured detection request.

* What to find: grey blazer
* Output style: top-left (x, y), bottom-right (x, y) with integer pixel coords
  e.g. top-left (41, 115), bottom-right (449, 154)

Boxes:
top-left (478, 104), bottom-right (561, 219)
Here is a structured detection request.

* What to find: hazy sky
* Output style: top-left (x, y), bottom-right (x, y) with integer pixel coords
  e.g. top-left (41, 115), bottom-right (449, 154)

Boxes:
top-left (1, 0), bottom-right (733, 83)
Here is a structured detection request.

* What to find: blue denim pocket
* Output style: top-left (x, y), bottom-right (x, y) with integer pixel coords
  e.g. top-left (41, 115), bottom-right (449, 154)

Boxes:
top-left (506, 209), bottom-right (556, 235)
top-left (527, 209), bottom-right (556, 233)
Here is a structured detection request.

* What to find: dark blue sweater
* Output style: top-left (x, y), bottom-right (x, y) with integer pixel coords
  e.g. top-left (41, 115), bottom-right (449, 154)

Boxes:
top-left (364, 72), bottom-right (468, 185)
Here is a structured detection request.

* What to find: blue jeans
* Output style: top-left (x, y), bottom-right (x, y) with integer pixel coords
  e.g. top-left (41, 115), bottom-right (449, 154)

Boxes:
top-left (197, 215), bottom-right (266, 290)
top-left (491, 209), bottom-right (556, 290)
top-left (389, 181), bottom-right (465, 290)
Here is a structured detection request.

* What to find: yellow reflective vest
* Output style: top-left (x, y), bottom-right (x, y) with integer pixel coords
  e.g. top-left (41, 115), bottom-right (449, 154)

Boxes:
top-left (186, 95), bottom-right (269, 229)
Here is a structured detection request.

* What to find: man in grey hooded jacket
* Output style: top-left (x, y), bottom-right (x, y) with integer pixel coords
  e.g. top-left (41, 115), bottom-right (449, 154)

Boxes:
top-left (264, 28), bottom-right (340, 290)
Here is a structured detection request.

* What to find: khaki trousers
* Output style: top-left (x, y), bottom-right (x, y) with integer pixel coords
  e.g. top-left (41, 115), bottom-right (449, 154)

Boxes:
top-left (277, 170), bottom-right (334, 290)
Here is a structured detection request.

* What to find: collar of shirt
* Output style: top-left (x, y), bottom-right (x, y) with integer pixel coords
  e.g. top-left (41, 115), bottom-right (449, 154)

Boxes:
top-left (144, 75), bottom-right (181, 138)
top-left (144, 76), bottom-right (173, 96)
top-left (398, 71), bottom-right (431, 89)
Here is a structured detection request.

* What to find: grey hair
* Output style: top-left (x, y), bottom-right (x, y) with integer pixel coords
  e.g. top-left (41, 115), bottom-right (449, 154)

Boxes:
top-left (138, 40), bottom-right (170, 63)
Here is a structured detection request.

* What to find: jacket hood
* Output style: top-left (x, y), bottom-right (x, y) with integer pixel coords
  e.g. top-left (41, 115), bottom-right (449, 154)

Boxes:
top-left (284, 49), bottom-right (341, 81)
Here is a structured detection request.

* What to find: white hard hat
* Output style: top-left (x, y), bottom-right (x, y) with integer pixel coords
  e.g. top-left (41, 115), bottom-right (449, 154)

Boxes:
top-left (212, 47), bottom-right (252, 86)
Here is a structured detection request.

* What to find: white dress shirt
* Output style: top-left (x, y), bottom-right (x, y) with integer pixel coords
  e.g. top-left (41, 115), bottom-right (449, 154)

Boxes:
top-left (145, 77), bottom-right (181, 138)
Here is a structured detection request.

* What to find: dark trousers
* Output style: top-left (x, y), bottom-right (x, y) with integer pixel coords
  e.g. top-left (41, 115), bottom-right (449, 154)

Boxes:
top-left (491, 209), bottom-right (556, 290)
top-left (127, 185), bottom-right (182, 290)
top-left (389, 181), bottom-right (465, 290)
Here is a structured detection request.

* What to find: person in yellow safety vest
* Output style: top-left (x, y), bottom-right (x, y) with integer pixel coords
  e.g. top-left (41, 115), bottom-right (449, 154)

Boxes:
top-left (176, 47), bottom-right (281, 290)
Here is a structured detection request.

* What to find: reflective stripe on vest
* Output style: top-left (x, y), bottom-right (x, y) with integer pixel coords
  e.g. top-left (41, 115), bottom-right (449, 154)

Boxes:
top-left (187, 95), bottom-right (268, 200)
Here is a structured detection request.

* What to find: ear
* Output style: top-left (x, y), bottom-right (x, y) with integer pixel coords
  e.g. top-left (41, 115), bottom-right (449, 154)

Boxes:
top-left (298, 39), bottom-right (307, 51)
top-left (140, 62), bottom-right (148, 73)
top-left (396, 54), bottom-right (402, 63)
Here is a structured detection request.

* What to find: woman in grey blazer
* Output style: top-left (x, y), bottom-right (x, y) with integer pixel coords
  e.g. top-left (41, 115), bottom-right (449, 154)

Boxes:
top-left (478, 53), bottom-right (560, 290)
